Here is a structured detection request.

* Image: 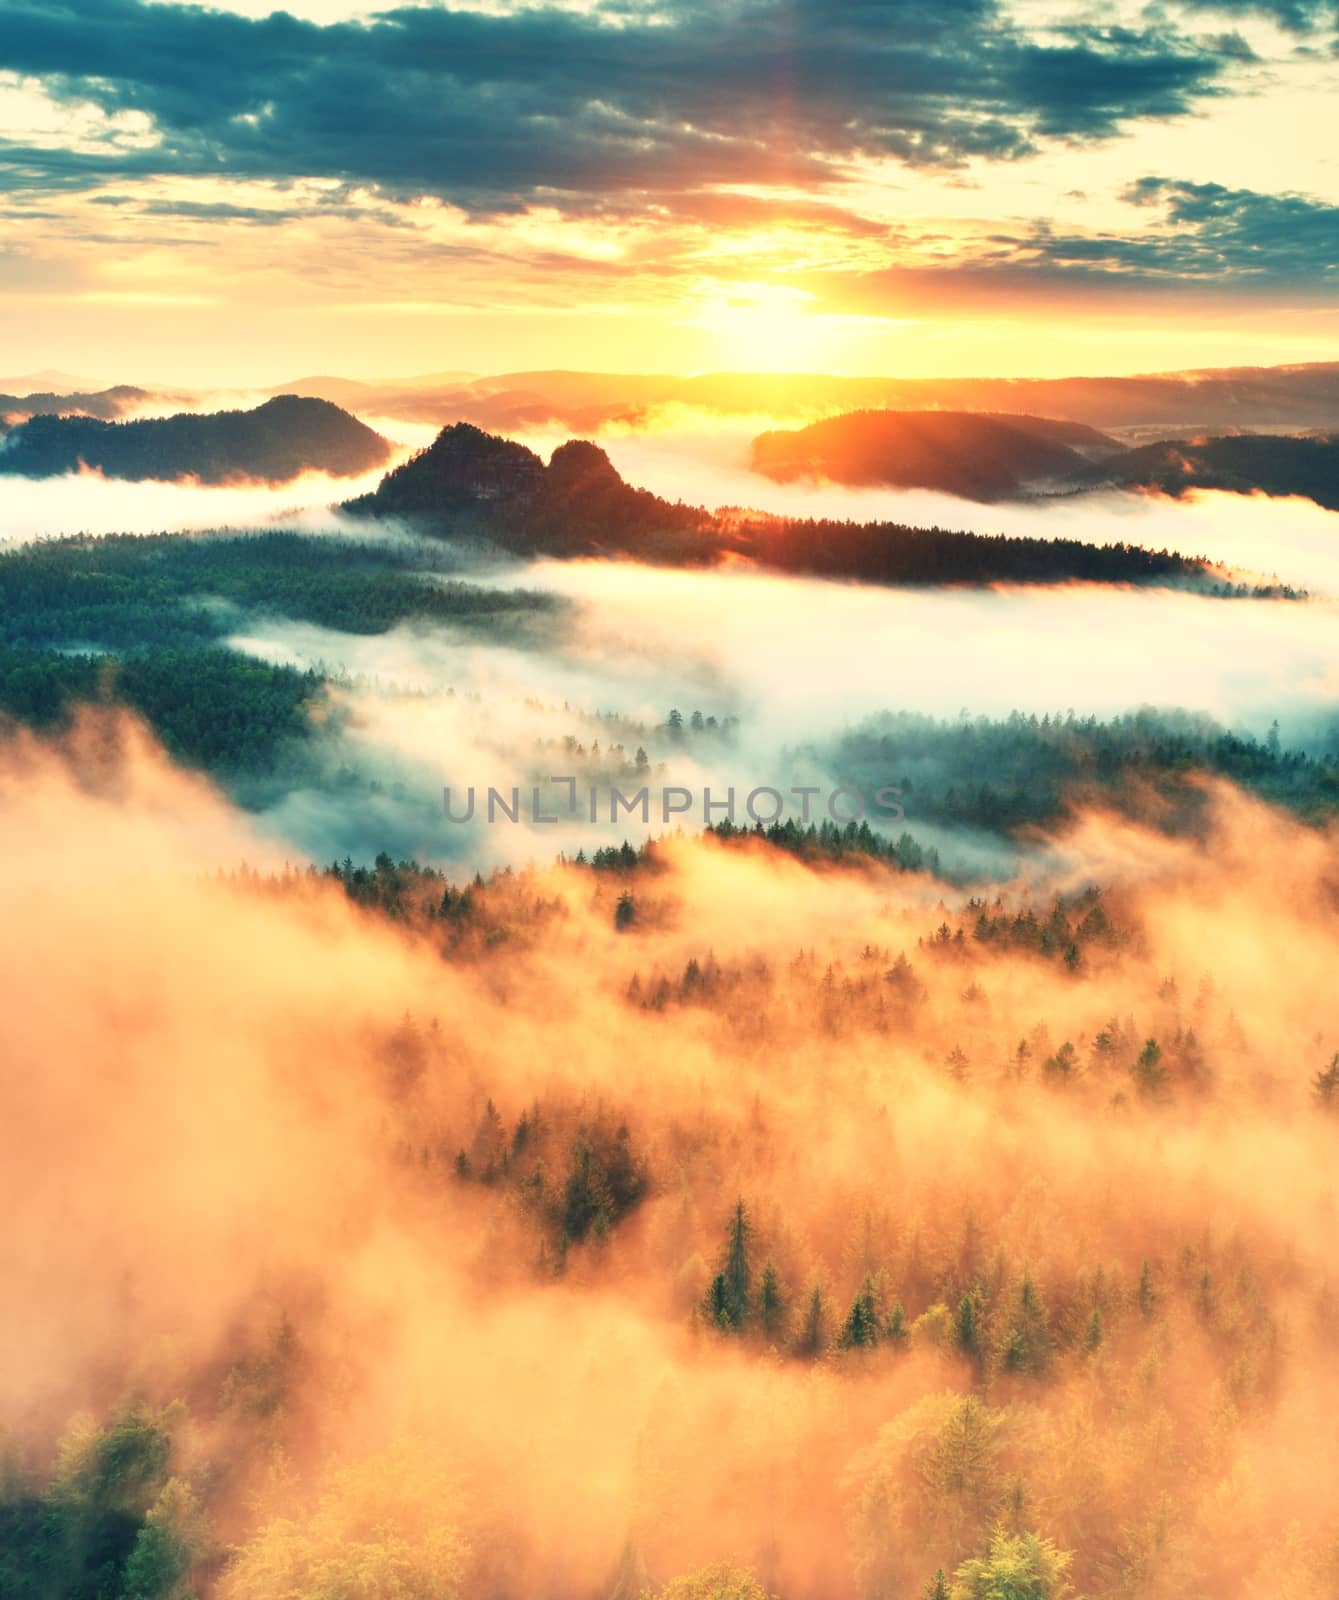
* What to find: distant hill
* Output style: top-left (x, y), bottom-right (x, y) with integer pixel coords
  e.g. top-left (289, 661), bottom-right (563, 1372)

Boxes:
top-left (0, 395), bottom-right (392, 485)
top-left (0, 369), bottom-right (97, 394)
top-left (0, 384), bottom-right (156, 424)
top-left (1102, 433), bottom-right (1339, 511)
top-left (342, 421), bottom-right (1247, 592)
top-left (267, 371), bottom-right (480, 409)
top-left (749, 409), bottom-right (1339, 512)
top-left (752, 410), bottom-right (1124, 501)
top-left (322, 361), bottom-right (1339, 436)
top-left (46, 360), bottom-right (1339, 440)
top-left (263, 376), bottom-right (380, 406)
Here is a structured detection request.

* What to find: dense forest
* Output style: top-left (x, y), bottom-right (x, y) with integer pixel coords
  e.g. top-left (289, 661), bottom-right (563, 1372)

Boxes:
top-left (728, 514), bottom-right (1238, 590)
top-left (344, 422), bottom-right (1287, 592)
top-left (2, 509), bottom-right (1336, 1600)
top-left (1, 528), bottom-right (1330, 832)
top-left (0, 531), bottom-right (558, 772)
top-left (515, 703), bottom-right (1339, 843)
top-left (0, 530), bottom-right (557, 647)
top-left (816, 707), bottom-right (1339, 832)
top-left (4, 752), bottom-right (1338, 1600)
top-left (1104, 431), bottom-right (1339, 511)
top-left (0, 642), bottom-right (320, 770)
top-left (0, 396), bottom-right (391, 484)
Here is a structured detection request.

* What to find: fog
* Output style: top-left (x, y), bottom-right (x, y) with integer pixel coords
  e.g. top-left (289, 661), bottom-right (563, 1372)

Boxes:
top-left (512, 561), bottom-right (1339, 733)
top-left (4, 710), bottom-right (1339, 1599)
top-left (516, 412), bottom-right (1339, 596)
top-left (0, 463), bottom-right (405, 543)
top-left (215, 560), bottom-right (1339, 872)
top-left (6, 418), bottom-right (1333, 879)
top-left (5, 416), bottom-right (1339, 1594)
top-left (6, 404), bottom-right (1339, 601)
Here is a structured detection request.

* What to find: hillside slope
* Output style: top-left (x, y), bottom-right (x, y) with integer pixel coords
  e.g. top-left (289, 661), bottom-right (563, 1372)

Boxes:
top-left (0, 395), bottom-right (392, 484)
top-left (749, 409), bottom-right (1339, 513)
top-left (751, 410), bottom-right (1124, 501)
top-left (1103, 432), bottom-right (1339, 511)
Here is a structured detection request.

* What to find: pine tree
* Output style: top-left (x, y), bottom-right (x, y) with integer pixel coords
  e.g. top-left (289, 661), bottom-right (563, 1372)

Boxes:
top-left (470, 1098), bottom-right (506, 1180)
top-left (796, 1285), bottom-right (827, 1356)
top-left (1002, 1275), bottom-right (1052, 1375)
top-left (1043, 1042), bottom-right (1078, 1083)
top-left (561, 1139), bottom-right (615, 1244)
top-left (758, 1260), bottom-right (786, 1342)
top-left (707, 1273), bottom-right (732, 1330)
top-left (956, 1291), bottom-right (982, 1363)
top-left (725, 1200), bottom-right (751, 1317)
top-left (1133, 1038), bottom-right (1168, 1099)
top-left (707, 1200), bottom-right (753, 1332)
top-left (838, 1277), bottom-right (879, 1349)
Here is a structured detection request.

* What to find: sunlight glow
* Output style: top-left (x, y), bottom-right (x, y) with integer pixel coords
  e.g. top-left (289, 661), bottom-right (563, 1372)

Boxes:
top-left (688, 283), bottom-right (909, 375)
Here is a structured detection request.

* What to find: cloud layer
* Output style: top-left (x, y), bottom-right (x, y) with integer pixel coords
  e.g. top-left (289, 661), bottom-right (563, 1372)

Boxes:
top-left (0, 0), bottom-right (1251, 208)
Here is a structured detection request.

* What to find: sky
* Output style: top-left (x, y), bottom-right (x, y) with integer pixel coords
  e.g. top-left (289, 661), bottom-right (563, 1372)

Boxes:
top-left (0, 0), bottom-right (1337, 385)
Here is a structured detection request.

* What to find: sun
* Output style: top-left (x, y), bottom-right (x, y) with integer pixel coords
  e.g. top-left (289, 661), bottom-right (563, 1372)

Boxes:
top-left (690, 282), bottom-right (866, 373)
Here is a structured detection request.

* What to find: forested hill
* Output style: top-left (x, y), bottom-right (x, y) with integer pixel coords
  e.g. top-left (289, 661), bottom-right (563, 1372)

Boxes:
top-left (752, 410), bottom-right (1124, 501)
top-left (344, 421), bottom-right (1279, 592)
top-left (0, 383), bottom-right (152, 423)
top-left (343, 425), bottom-right (706, 560)
top-left (0, 395), bottom-right (392, 484)
top-left (750, 409), bottom-right (1339, 514)
top-left (1103, 432), bottom-right (1339, 511)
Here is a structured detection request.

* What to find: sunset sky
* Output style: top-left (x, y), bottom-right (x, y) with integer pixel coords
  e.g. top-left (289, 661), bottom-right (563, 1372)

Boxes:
top-left (1, 0), bottom-right (1337, 386)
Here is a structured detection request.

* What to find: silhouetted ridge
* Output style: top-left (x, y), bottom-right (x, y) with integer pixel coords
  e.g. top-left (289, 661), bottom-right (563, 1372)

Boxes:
top-left (752, 410), bottom-right (1124, 501)
top-left (343, 421), bottom-right (1233, 591)
top-left (749, 409), bottom-right (1339, 513)
top-left (295, 359), bottom-right (1339, 436)
top-left (344, 428), bottom-right (706, 557)
top-left (1103, 432), bottom-right (1339, 511)
top-left (357, 422), bottom-right (546, 514)
top-left (0, 395), bottom-right (391, 485)
top-left (0, 384), bottom-right (153, 424)
top-left (545, 438), bottom-right (626, 493)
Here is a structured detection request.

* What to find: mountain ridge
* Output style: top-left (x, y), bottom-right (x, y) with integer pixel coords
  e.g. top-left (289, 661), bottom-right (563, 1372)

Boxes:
top-left (0, 395), bottom-right (392, 485)
top-left (749, 408), bottom-right (1339, 511)
top-left (341, 420), bottom-right (1267, 593)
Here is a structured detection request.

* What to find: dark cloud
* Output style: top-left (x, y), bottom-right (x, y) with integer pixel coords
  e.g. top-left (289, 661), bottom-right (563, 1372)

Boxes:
top-left (1169, 0), bottom-right (1338, 35)
top-left (85, 193), bottom-right (415, 229)
top-left (0, 0), bottom-right (1246, 214)
top-left (1115, 177), bottom-right (1339, 284)
top-left (793, 179), bottom-right (1339, 314)
top-left (89, 197), bottom-right (292, 225)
